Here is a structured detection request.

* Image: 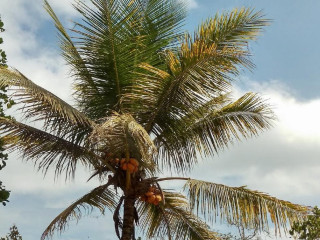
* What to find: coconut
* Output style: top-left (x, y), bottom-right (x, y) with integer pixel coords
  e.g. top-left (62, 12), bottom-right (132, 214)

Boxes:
top-left (127, 163), bottom-right (135, 173)
top-left (122, 163), bottom-right (128, 170)
top-left (129, 158), bottom-right (139, 166)
top-left (147, 195), bottom-right (156, 203)
top-left (155, 195), bottom-right (162, 202)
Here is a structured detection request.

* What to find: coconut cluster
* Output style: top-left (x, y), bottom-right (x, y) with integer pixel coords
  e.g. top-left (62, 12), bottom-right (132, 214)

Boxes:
top-left (120, 158), bottom-right (139, 173)
top-left (140, 186), bottom-right (163, 205)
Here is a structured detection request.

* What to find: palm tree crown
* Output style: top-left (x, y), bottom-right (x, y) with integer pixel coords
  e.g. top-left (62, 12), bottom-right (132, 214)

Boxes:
top-left (0, 0), bottom-right (309, 239)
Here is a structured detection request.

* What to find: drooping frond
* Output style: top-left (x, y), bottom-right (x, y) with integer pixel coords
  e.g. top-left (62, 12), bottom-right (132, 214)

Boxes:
top-left (138, 191), bottom-right (220, 240)
top-left (183, 179), bottom-right (309, 235)
top-left (89, 112), bottom-right (156, 173)
top-left (0, 67), bottom-right (93, 143)
top-left (154, 93), bottom-right (274, 172)
top-left (41, 183), bottom-right (118, 240)
top-left (0, 117), bottom-right (103, 179)
top-left (44, 0), bottom-right (100, 117)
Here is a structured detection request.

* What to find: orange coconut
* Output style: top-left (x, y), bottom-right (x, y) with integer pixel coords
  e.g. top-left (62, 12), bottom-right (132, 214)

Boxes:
top-left (129, 158), bottom-right (139, 167)
top-left (145, 191), bottom-right (154, 197)
top-left (127, 163), bottom-right (135, 173)
top-left (147, 195), bottom-right (156, 203)
top-left (122, 163), bottom-right (128, 170)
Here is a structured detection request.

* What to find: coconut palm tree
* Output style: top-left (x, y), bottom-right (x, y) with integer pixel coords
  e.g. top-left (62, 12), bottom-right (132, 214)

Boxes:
top-left (0, 0), bottom-right (309, 239)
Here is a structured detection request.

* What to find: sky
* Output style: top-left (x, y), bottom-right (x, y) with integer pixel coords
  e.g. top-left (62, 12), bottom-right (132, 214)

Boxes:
top-left (0, 0), bottom-right (320, 239)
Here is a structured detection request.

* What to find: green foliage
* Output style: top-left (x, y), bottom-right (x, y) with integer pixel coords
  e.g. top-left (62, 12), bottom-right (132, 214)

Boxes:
top-left (0, 16), bottom-right (14, 206)
top-left (0, 18), bottom-right (7, 67)
top-left (289, 206), bottom-right (320, 239)
top-left (0, 181), bottom-right (10, 205)
top-left (0, 225), bottom-right (23, 240)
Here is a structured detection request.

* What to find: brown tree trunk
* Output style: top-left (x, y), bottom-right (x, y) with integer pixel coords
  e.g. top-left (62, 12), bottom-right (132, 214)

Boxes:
top-left (121, 196), bottom-right (136, 240)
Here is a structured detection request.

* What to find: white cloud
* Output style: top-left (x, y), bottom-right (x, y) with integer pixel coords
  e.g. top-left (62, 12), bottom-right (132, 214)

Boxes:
top-left (241, 79), bottom-right (320, 143)
top-left (190, 80), bottom-right (320, 206)
top-left (0, 0), bottom-right (76, 105)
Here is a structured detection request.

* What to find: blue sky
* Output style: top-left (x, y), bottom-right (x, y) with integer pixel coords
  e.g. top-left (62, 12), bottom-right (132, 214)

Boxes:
top-left (0, 0), bottom-right (320, 239)
top-left (187, 0), bottom-right (320, 100)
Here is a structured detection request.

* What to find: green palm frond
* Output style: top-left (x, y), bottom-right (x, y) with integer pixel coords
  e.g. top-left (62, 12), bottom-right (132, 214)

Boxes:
top-left (41, 183), bottom-right (118, 240)
top-left (183, 179), bottom-right (309, 235)
top-left (46, 0), bottom-right (139, 117)
top-left (133, 8), bottom-right (269, 131)
top-left (154, 93), bottom-right (274, 172)
top-left (138, 191), bottom-right (220, 240)
top-left (133, 0), bottom-right (186, 60)
top-left (72, 0), bottom-right (140, 115)
top-left (125, 39), bottom-right (246, 130)
top-left (121, 62), bottom-right (171, 123)
top-left (89, 112), bottom-right (157, 173)
top-left (45, 0), bottom-right (186, 119)
top-left (0, 117), bottom-right (104, 178)
top-left (198, 8), bottom-right (268, 49)
top-left (0, 67), bottom-right (93, 143)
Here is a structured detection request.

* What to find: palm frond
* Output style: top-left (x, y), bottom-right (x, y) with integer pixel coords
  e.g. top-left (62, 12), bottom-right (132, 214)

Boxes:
top-left (41, 183), bottom-right (118, 240)
top-left (124, 38), bottom-right (244, 129)
top-left (72, 0), bottom-right (139, 113)
top-left (198, 8), bottom-right (269, 49)
top-left (137, 7), bottom-right (269, 131)
top-left (122, 7), bottom-right (269, 132)
top-left (44, 0), bottom-right (100, 117)
top-left (121, 62), bottom-right (171, 124)
top-left (45, 0), bottom-right (186, 118)
top-left (0, 67), bottom-right (93, 143)
top-left (154, 93), bottom-right (274, 173)
top-left (46, 0), bottom-right (138, 117)
top-left (183, 179), bottom-right (309, 235)
top-left (138, 191), bottom-right (220, 240)
top-left (0, 117), bottom-right (104, 179)
top-left (89, 112), bottom-right (157, 173)
top-left (133, 0), bottom-right (186, 61)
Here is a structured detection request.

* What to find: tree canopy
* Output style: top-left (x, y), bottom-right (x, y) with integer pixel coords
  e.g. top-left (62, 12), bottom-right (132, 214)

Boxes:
top-left (0, 225), bottom-right (23, 240)
top-left (290, 206), bottom-right (320, 239)
top-left (0, 1), bottom-right (310, 239)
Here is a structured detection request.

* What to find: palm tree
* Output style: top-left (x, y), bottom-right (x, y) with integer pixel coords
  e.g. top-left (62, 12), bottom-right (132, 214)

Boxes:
top-left (0, 0), bottom-right (309, 239)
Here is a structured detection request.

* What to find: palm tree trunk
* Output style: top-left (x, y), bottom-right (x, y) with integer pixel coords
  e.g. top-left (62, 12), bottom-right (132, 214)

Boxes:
top-left (121, 196), bottom-right (136, 240)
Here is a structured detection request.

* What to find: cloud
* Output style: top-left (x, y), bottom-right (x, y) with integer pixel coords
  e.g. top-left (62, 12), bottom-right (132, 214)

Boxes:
top-left (239, 79), bottom-right (320, 142)
top-left (0, 0), bottom-right (76, 105)
top-left (190, 79), bottom-right (320, 206)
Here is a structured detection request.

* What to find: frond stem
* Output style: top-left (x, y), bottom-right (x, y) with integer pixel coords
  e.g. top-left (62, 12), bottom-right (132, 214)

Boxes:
top-left (104, 0), bottom-right (121, 111)
top-left (156, 177), bottom-right (190, 182)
